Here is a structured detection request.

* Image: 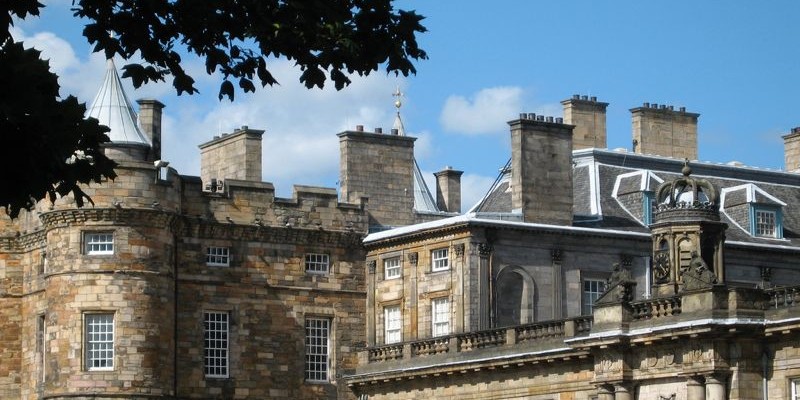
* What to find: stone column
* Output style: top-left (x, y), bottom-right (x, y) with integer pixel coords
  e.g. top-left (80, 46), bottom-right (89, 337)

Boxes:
top-left (687, 376), bottom-right (705, 400)
top-left (705, 374), bottom-right (726, 400)
top-left (614, 383), bottom-right (633, 400)
top-left (597, 384), bottom-right (615, 400)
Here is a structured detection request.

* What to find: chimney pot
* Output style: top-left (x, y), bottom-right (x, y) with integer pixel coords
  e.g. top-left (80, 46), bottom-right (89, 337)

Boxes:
top-left (356, 125), bottom-right (364, 132)
top-left (792, 127), bottom-right (800, 134)
top-left (590, 96), bottom-right (597, 102)
top-left (652, 103), bottom-right (658, 109)
top-left (573, 94), bottom-right (580, 99)
top-left (391, 128), bottom-right (399, 135)
top-left (660, 105), bottom-right (667, 110)
top-left (536, 115), bottom-right (545, 121)
top-left (556, 117), bottom-right (563, 124)
top-left (375, 127), bottom-right (382, 134)
top-left (581, 95), bottom-right (588, 100)
top-left (546, 116), bottom-right (554, 122)
top-left (669, 105), bottom-right (674, 111)
top-left (241, 125), bottom-right (248, 130)
top-left (680, 107), bottom-right (686, 112)
top-left (213, 135), bottom-right (220, 140)
top-left (528, 113), bottom-right (536, 120)
top-left (520, 113), bottom-right (527, 119)
top-left (643, 102), bottom-right (650, 108)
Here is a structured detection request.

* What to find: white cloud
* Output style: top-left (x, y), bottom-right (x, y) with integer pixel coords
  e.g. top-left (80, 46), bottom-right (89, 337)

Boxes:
top-left (460, 173), bottom-right (496, 212)
top-left (440, 87), bottom-right (523, 135)
top-left (160, 60), bottom-right (409, 197)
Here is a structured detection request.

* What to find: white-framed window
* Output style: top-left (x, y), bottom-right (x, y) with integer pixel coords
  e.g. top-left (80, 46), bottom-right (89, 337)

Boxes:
top-left (384, 305), bottom-right (401, 344)
top-left (206, 246), bottom-right (231, 267)
top-left (85, 313), bottom-right (114, 371)
top-left (203, 311), bottom-right (229, 378)
top-left (431, 297), bottom-right (450, 337)
top-left (754, 208), bottom-right (778, 238)
top-left (84, 232), bottom-right (114, 255)
top-left (305, 317), bottom-right (330, 382)
top-left (582, 279), bottom-right (606, 315)
top-left (305, 254), bottom-right (330, 274)
top-left (384, 257), bottom-right (401, 280)
top-left (431, 248), bottom-right (449, 272)
top-left (792, 378), bottom-right (800, 400)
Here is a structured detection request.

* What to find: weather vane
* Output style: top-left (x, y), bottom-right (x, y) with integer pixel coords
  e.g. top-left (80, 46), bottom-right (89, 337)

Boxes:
top-left (393, 86), bottom-right (403, 110)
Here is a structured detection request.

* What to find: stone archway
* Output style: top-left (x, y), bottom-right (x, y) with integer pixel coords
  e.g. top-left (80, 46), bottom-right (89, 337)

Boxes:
top-left (495, 266), bottom-right (535, 327)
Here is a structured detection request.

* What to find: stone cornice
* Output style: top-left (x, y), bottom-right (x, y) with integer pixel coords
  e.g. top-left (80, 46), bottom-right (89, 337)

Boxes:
top-left (40, 208), bottom-right (179, 229)
top-left (183, 220), bottom-right (364, 248)
top-left (0, 230), bottom-right (46, 252)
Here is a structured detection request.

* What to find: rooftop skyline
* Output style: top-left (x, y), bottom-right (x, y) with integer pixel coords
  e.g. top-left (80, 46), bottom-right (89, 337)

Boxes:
top-left (12, 1), bottom-right (800, 211)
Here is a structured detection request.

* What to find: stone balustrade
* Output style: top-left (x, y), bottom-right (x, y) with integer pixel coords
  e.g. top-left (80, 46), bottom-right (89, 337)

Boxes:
top-left (365, 316), bottom-right (592, 364)
top-left (631, 296), bottom-right (682, 320)
top-left (765, 285), bottom-right (800, 309)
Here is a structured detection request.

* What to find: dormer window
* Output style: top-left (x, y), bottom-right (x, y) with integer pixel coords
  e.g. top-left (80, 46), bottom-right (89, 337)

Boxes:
top-left (752, 205), bottom-right (782, 238)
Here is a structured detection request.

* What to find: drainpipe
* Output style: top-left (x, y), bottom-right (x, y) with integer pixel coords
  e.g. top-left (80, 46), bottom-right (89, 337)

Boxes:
top-left (173, 231), bottom-right (179, 397)
top-left (762, 350), bottom-right (769, 400)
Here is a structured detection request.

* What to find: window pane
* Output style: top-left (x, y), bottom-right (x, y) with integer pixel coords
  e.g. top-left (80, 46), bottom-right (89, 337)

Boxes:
top-left (384, 258), bottom-right (401, 279)
top-left (305, 254), bottom-right (330, 274)
top-left (431, 249), bottom-right (449, 272)
top-left (305, 318), bottom-right (330, 381)
top-left (206, 246), bottom-right (231, 266)
top-left (755, 209), bottom-right (776, 237)
top-left (204, 311), bottom-right (229, 377)
top-left (85, 233), bottom-right (114, 255)
top-left (431, 298), bottom-right (450, 337)
top-left (85, 313), bottom-right (114, 370)
top-left (582, 279), bottom-right (606, 315)
top-left (384, 306), bottom-right (401, 344)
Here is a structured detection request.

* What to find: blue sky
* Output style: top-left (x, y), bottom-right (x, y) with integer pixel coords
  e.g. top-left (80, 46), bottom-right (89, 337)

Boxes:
top-left (13, 1), bottom-right (800, 211)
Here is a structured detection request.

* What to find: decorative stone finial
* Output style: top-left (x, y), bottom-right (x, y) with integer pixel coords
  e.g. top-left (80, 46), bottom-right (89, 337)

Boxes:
top-left (393, 87), bottom-right (403, 109)
top-left (681, 158), bottom-right (692, 177)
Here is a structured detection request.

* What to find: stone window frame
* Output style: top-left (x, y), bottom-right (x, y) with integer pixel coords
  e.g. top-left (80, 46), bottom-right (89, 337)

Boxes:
top-left (383, 257), bottom-right (401, 280)
top-left (83, 231), bottom-right (114, 256)
top-left (789, 376), bottom-right (800, 400)
top-left (36, 313), bottom-right (46, 382)
top-left (304, 316), bottom-right (332, 382)
top-left (203, 310), bottom-right (230, 378)
top-left (751, 204), bottom-right (783, 239)
top-left (431, 297), bottom-right (450, 337)
top-left (205, 246), bottom-right (231, 267)
top-left (383, 304), bottom-right (402, 344)
top-left (581, 277), bottom-right (606, 316)
top-left (305, 253), bottom-right (331, 274)
top-left (431, 248), bottom-right (449, 272)
top-left (84, 312), bottom-right (115, 372)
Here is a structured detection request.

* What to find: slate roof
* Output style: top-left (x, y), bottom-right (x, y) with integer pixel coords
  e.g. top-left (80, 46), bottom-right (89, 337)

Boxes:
top-left (467, 148), bottom-right (800, 247)
top-left (393, 112), bottom-right (440, 213)
top-left (86, 59), bottom-right (150, 146)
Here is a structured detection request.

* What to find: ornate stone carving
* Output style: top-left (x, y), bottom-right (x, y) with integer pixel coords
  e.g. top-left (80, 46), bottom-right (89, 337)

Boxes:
top-left (681, 251), bottom-right (717, 291)
top-left (407, 252), bottom-right (418, 266)
top-left (453, 243), bottom-right (465, 257)
top-left (596, 263), bottom-right (635, 305)
top-left (551, 249), bottom-right (562, 263)
top-left (478, 243), bottom-right (492, 256)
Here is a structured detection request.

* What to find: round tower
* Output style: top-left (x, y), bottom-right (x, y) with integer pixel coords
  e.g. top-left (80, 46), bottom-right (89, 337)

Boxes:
top-left (649, 160), bottom-right (727, 297)
top-left (29, 59), bottom-right (179, 398)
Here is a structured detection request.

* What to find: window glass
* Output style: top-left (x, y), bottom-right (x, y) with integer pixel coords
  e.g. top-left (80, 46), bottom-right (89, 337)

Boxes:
top-left (431, 248), bottom-right (449, 272)
top-left (206, 246), bottom-right (231, 267)
top-left (305, 318), bottom-right (330, 381)
top-left (384, 258), bottom-right (401, 279)
top-left (431, 298), bottom-right (450, 337)
top-left (305, 254), bottom-right (330, 274)
top-left (582, 279), bottom-right (606, 315)
top-left (384, 306), bottom-right (401, 344)
top-left (85, 233), bottom-right (114, 255)
top-left (85, 313), bottom-right (114, 370)
top-left (204, 311), bottom-right (229, 378)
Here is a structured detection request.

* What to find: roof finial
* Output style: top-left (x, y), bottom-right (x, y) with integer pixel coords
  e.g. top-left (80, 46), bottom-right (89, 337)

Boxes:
top-left (682, 158), bottom-right (692, 177)
top-left (393, 86), bottom-right (403, 110)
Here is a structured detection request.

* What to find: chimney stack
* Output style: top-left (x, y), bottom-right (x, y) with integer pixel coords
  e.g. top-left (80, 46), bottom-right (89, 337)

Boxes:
top-left (509, 114), bottom-right (575, 225)
top-left (631, 103), bottom-right (699, 160)
top-left (783, 127), bottom-right (800, 172)
top-left (434, 167), bottom-right (463, 213)
top-left (198, 126), bottom-right (264, 189)
top-left (136, 99), bottom-right (165, 162)
top-left (338, 127), bottom-right (416, 228)
top-left (561, 94), bottom-right (608, 150)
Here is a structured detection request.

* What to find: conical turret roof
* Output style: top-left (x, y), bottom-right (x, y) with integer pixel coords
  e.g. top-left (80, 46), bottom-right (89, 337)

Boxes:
top-left (86, 59), bottom-right (150, 145)
top-left (392, 111), bottom-right (439, 213)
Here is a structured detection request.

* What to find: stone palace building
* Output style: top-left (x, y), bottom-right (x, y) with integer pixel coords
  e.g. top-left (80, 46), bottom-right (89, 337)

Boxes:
top-left (1, 63), bottom-right (800, 400)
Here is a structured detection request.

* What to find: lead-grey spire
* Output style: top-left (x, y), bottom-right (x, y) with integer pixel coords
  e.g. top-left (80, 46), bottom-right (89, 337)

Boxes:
top-left (86, 59), bottom-right (150, 146)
